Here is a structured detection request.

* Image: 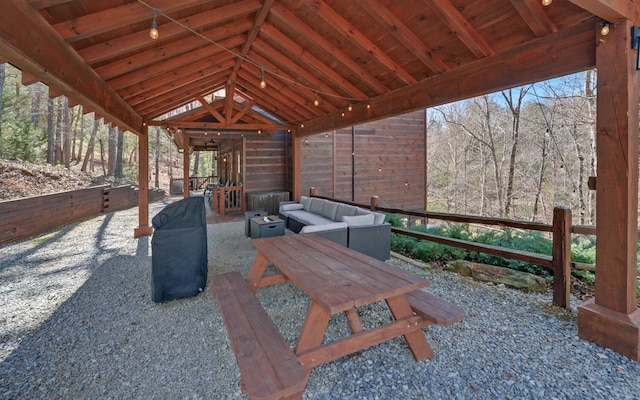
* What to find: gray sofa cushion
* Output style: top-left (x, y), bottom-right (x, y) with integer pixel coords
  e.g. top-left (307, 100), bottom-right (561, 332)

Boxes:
top-left (309, 198), bottom-right (325, 214)
top-left (342, 214), bottom-right (375, 226)
top-left (300, 222), bottom-right (347, 233)
top-left (321, 201), bottom-right (339, 220)
top-left (280, 203), bottom-right (304, 212)
top-left (300, 196), bottom-right (312, 210)
top-left (335, 203), bottom-right (358, 221)
top-left (371, 212), bottom-right (386, 224)
top-left (288, 210), bottom-right (334, 226)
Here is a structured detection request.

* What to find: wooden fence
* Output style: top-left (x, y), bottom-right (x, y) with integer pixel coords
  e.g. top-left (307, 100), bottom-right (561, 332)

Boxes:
top-left (0, 185), bottom-right (165, 244)
top-left (210, 186), bottom-right (243, 215)
top-left (309, 188), bottom-right (594, 309)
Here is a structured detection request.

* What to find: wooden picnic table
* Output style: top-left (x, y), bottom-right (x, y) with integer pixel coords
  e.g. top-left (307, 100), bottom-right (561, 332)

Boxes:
top-left (247, 234), bottom-right (436, 369)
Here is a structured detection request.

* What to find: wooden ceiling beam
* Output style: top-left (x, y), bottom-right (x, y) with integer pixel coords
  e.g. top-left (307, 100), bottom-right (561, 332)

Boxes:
top-left (147, 120), bottom-right (287, 130)
top-left (195, 95), bottom-right (226, 123)
top-left (125, 60), bottom-right (234, 107)
top-left (137, 71), bottom-right (229, 118)
top-left (79, 0), bottom-right (261, 65)
top-left (30, 0), bottom-right (73, 10)
top-left (0, 0), bottom-right (142, 133)
top-left (568, 0), bottom-right (631, 22)
top-left (353, 0), bottom-right (450, 74)
top-left (269, 3), bottom-right (387, 96)
top-left (297, 19), bottom-right (595, 137)
top-left (107, 37), bottom-right (244, 91)
top-left (252, 39), bottom-right (342, 111)
top-left (235, 74), bottom-right (309, 123)
top-left (119, 54), bottom-right (236, 101)
top-left (226, 0), bottom-right (275, 125)
top-left (231, 99), bottom-right (256, 124)
top-left (52, 0), bottom-right (213, 43)
top-left (97, 23), bottom-right (250, 81)
top-left (260, 22), bottom-right (368, 101)
top-left (422, 0), bottom-right (495, 58)
top-left (240, 55), bottom-right (323, 117)
top-left (298, 0), bottom-right (417, 85)
top-left (509, 0), bottom-right (557, 37)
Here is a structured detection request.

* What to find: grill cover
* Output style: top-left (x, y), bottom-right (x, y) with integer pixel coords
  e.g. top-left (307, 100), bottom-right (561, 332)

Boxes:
top-left (151, 197), bottom-right (208, 303)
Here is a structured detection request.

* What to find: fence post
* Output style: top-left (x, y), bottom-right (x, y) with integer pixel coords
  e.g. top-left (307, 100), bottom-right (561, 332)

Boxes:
top-left (552, 206), bottom-right (572, 309)
top-left (371, 195), bottom-right (379, 211)
top-left (309, 187), bottom-right (315, 197)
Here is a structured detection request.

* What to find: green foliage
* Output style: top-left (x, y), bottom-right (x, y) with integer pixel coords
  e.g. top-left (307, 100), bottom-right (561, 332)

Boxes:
top-left (2, 119), bottom-right (43, 162)
top-left (387, 215), bottom-right (607, 284)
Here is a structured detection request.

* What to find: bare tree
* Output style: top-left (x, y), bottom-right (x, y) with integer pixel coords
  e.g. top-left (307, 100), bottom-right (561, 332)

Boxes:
top-left (115, 128), bottom-right (124, 178)
top-left (81, 118), bottom-right (99, 172)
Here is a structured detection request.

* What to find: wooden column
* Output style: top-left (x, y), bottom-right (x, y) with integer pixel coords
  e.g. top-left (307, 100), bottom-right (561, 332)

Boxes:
top-left (133, 125), bottom-right (152, 237)
top-left (551, 206), bottom-right (571, 309)
top-left (183, 134), bottom-right (190, 199)
top-left (577, 19), bottom-right (640, 361)
top-left (292, 132), bottom-right (301, 201)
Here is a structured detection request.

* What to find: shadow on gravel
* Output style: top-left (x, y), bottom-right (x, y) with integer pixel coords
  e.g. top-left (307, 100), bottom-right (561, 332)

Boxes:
top-left (0, 252), bottom-right (241, 399)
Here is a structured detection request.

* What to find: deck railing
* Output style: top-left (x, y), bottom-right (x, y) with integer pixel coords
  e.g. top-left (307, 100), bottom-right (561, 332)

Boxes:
top-left (308, 188), bottom-right (589, 309)
top-left (211, 186), bottom-right (243, 215)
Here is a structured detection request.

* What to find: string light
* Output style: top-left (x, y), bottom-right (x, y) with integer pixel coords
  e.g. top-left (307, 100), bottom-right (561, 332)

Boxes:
top-left (348, 102), bottom-right (353, 112)
top-left (366, 103), bottom-right (371, 110)
top-left (257, 129), bottom-right (262, 134)
top-left (137, 0), bottom-right (362, 111)
top-left (541, 0), bottom-right (552, 5)
top-left (601, 21), bottom-right (611, 36)
top-left (259, 67), bottom-right (267, 89)
top-left (149, 9), bottom-right (159, 40)
top-left (313, 91), bottom-right (320, 107)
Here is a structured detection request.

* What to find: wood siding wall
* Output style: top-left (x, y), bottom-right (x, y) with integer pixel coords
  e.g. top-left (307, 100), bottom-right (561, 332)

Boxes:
top-left (244, 130), bottom-right (291, 193)
top-left (300, 110), bottom-right (427, 210)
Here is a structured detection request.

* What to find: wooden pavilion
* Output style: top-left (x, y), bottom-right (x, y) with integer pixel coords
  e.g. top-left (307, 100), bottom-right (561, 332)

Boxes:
top-left (0, 0), bottom-right (639, 360)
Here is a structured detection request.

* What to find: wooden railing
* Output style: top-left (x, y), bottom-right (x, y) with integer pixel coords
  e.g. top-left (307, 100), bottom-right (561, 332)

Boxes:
top-left (189, 175), bottom-right (218, 191)
top-left (308, 188), bottom-right (588, 309)
top-left (211, 186), bottom-right (243, 215)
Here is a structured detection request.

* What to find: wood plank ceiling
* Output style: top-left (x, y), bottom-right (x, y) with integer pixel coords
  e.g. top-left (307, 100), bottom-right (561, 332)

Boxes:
top-left (0, 0), bottom-right (627, 148)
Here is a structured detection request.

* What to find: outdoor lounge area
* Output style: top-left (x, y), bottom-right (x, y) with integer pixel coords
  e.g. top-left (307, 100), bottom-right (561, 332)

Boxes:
top-left (2, 1), bottom-right (640, 396)
top-left (1, 202), bottom-right (640, 398)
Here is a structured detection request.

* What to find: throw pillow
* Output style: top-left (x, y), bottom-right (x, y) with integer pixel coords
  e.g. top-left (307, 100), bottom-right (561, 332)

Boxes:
top-left (342, 214), bottom-right (375, 226)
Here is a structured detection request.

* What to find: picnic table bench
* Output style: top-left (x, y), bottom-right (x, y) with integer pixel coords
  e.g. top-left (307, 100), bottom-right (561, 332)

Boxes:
top-left (212, 271), bottom-right (307, 400)
top-left (212, 234), bottom-right (465, 399)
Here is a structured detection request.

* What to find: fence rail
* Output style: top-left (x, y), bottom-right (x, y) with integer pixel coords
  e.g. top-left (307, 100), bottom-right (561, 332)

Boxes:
top-left (308, 188), bottom-right (594, 309)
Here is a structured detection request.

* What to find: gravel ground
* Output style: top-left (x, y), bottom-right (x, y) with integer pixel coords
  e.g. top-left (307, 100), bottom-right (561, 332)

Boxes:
top-left (1, 199), bottom-right (640, 399)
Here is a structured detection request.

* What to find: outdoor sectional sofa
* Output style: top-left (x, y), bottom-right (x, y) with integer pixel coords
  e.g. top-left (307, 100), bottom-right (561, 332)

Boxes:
top-left (279, 196), bottom-right (391, 260)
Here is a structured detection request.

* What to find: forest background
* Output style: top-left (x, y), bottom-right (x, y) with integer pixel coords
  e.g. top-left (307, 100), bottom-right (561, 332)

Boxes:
top-left (0, 63), bottom-right (605, 228)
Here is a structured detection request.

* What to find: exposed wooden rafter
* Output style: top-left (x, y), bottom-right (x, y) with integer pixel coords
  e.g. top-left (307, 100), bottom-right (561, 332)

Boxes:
top-left (0, 0), bottom-right (142, 133)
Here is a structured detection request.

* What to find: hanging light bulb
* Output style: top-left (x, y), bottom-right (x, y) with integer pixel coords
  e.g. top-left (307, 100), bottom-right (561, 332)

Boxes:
top-left (348, 102), bottom-right (353, 112)
top-left (259, 67), bottom-right (267, 89)
top-left (541, 0), bottom-right (552, 5)
top-left (149, 9), bottom-right (159, 40)
top-left (313, 91), bottom-right (320, 107)
top-left (257, 128), bottom-right (262, 134)
top-left (601, 21), bottom-right (611, 36)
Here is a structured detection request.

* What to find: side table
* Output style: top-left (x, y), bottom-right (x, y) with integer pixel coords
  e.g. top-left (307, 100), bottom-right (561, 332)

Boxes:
top-left (250, 216), bottom-right (285, 239)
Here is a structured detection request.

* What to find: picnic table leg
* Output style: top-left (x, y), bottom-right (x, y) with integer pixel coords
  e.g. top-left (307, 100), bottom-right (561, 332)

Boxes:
top-left (246, 252), bottom-right (269, 293)
top-left (345, 308), bottom-right (363, 333)
top-left (295, 301), bottom-right (330, 369)
top-left (386, 295), bottom-right (434, 361)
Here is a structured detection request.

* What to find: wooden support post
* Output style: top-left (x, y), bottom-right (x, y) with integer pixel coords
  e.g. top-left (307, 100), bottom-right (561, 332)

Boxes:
top-left (371, 195), bottom-right (379, 211)
top-left (577, 19), bottom-right (640, 361)
top-left (292, 133), bottom-right (301, 201)
top-left (183, 136), bottom-right (190, 199)
top-left (134, 125), bottom-right (152, 238)
top-left (551, 206), bottom-right (571, 309)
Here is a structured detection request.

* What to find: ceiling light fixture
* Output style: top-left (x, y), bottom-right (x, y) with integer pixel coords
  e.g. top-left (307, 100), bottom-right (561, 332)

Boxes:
top-left (601, 21), bottom-right (611, 36)
top-left (259, 67), bottom-right (267, 89)
top-left (149, 9), bottom-right (159, 40)
top-left (541, 0), bottom-right (552, 6)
